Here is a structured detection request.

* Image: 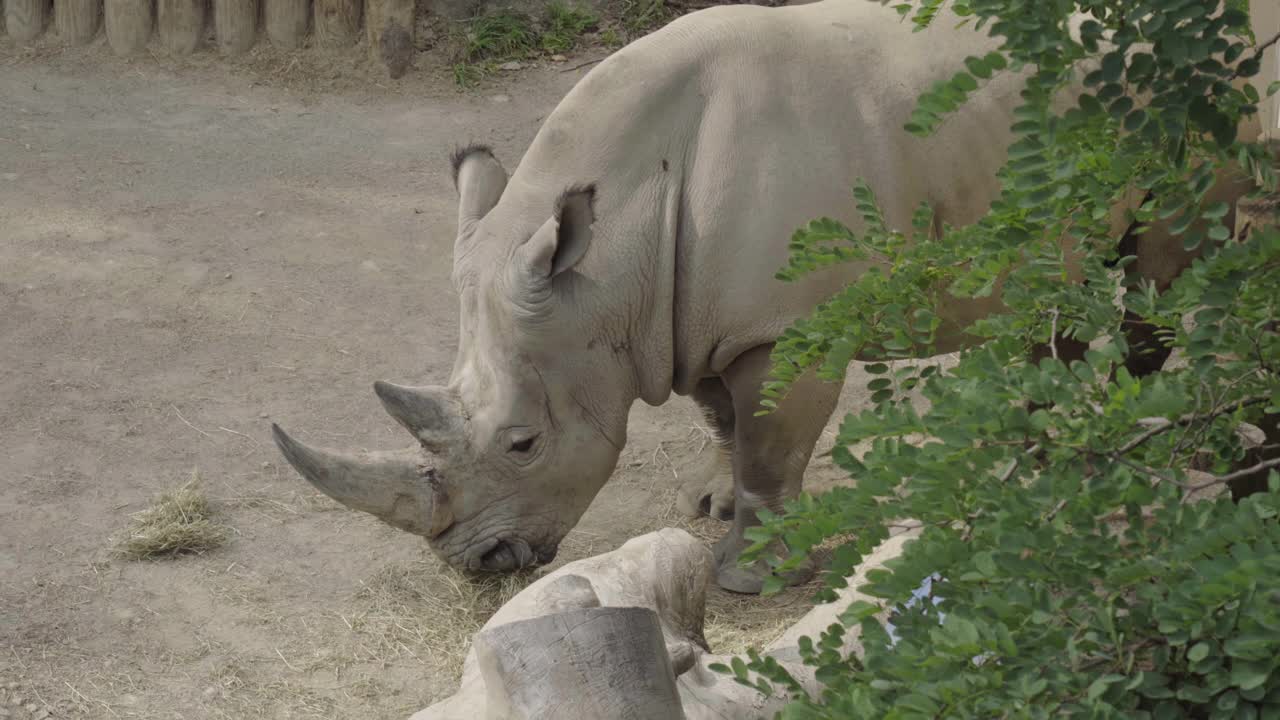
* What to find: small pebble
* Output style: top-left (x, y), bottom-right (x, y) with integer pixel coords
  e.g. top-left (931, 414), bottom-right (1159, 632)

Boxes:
top-left (498, 61), bottom-right (522, 71)
top-left (489, 94), bottom-right (511, 104)
top-left (259, 412), bottom-right (269, 418)
top-left (550, 54), bottom-right (566, 62)
top-left (255, 210), bottom-right (266, 217)
top-left (224, 273), bottom-right (232, 280)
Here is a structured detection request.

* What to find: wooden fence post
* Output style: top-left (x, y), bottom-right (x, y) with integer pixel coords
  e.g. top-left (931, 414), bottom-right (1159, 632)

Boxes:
top-left (264, 0), bottom-right (307, 48)
top-left (105, 0), bottom-right (152, 54)
top-left (157, 0), bottom-right (205, 53)
top-left (313, 0), bottom-right (358, 47)
top-left (213, 0), bottom-right (256, 54)
top-left (6, 0), bottom-right (51, 42)
top-left (55, 0), bottom-right (100, 43)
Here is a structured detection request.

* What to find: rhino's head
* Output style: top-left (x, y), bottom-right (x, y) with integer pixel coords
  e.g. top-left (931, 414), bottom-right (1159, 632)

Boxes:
top-left (272, 146), bottom-right (636, 572)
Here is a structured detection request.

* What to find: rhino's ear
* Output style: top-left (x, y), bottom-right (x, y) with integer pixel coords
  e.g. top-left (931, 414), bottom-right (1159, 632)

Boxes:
top-left (520, 185), bottom-right (595, 279)
top-left (452, 144), bottom-right (508, 233)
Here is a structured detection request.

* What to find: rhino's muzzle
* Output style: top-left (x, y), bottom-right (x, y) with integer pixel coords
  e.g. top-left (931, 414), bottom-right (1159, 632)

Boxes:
top-left (270, 424), bottom-right (454, 539)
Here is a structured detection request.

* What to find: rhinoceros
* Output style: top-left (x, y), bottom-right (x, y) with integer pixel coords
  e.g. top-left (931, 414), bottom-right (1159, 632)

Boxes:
top-left (271, 0), bottom-right (1262, 593)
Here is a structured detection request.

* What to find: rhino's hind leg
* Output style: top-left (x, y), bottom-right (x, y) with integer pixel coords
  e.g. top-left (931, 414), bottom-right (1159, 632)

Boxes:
top-left (676, 378), bottom-right (737, 521)
top-left (713, 344), bottom-right (840, 594)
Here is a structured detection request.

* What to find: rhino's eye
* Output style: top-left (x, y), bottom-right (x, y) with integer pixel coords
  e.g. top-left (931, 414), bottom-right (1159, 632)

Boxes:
top-left (509, 435), bottom-right (538, 454)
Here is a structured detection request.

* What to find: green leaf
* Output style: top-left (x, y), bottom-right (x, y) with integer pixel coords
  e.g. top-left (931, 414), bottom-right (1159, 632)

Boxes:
top-left (1231, 661), bottom-right (1271, 691)
top-left (1189, 642), bottom-right (1211, 662)
top-left (952, 71), bottom-right (978, 92)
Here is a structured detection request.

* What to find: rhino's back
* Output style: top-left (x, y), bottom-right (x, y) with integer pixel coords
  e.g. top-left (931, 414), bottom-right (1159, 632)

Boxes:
top-left (662, 2), bottom-right (1024, 389)
top-left (504, 1), bottom-right (1027, 395)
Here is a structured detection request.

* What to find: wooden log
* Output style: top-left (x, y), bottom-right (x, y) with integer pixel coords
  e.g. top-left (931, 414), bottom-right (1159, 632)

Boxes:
top-left (264, 0), bottom-right (307, 48)
top-left (157, 0), bottom-right (204, 53)
top-left (213, 0), bottom-right (255, 54)
top-left (365, 0), bottom-right (413, 77)
top-left (55, 0), bottom-right (100, 43)
top-left (6, 0), bottom-right (51, 42)
top-left (312, 0), bottom-right (357, 48)
top-left (104, 0), bottom-right (152, 54)
top-left (473, 607), bottom-right (687, 720)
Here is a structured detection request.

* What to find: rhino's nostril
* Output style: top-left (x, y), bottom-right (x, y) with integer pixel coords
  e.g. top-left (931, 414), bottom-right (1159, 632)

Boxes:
top-left (481, 539), bottom-right (536, 571)
top-left (483, 542), bottom-right (514, 570)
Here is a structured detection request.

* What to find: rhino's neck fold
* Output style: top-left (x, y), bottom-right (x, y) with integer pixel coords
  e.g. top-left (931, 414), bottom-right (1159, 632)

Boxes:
top-left (631, 170), bottom-right (683, 408)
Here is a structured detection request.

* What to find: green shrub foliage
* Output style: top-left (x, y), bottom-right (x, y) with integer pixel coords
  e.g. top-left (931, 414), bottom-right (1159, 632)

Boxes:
top-left (730, 0), bottom-right (1280, 717)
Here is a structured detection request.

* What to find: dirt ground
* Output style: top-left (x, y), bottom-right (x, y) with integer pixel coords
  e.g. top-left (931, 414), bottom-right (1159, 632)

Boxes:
top-left (0, 33), bottom-right (879, 720)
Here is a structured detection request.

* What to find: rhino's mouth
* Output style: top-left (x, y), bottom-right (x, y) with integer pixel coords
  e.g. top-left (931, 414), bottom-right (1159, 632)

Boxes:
top-left (445, 533), bottom-right (558, 572)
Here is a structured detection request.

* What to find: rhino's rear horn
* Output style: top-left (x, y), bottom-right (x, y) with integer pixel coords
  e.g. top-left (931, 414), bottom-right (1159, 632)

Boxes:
top-left (373, 381), bottom-right (461, 446)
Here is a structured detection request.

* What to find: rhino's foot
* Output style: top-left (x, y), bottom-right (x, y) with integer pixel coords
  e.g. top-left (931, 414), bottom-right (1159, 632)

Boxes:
top-left (711, 530), bottom-right (813, 595)
top-left (675, 450), bottom-right (735, 520)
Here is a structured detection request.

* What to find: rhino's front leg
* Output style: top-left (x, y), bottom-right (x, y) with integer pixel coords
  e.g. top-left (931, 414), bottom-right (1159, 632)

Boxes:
top-left (712, 344), bottom-right (840, 594)
top-left (677, 377), bottom-right (738, 521)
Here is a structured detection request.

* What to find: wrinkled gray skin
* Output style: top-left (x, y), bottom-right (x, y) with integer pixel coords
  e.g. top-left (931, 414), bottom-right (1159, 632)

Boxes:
top-left (273, 0), bottom-right (1264, 593)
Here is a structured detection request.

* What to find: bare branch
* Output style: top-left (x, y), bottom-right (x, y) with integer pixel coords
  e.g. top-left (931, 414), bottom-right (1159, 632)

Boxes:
top-left (1231, 31), bottom-right (1280, 80)
top-left (1189, 456), bottom-right (1280, 490)
top-left (1049, 307), bottom-right (1059, 361)
top-left (1118, 396), bottom-right (1268, 455)
top-left (999, 444), bottom-right (1039, 483)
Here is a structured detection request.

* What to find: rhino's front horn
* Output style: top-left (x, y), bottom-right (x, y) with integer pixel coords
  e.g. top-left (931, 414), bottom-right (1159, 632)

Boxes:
top-left (373, 381), bottom-right (461, 446)
top-left (271, 424), bottom-right (453, 538)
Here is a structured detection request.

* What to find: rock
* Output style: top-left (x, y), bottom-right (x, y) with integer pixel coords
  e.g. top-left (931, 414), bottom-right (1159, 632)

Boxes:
top-left (379, 20), bottom-right (414, 79)
top-left (1236, 421), bottom-right (1265, 448)
top-left (550, 53), bottom-right (566, 62)
top-left (255, 210), bottom-right (265, 217)
top-left (498, 61), bottom-right (522, 71)
top-left (412, 528), bottom-right (712, 719)
top-left (489, 94), bottom-right (511, 104)
top-left (411, 524), bottom-right (922, 720)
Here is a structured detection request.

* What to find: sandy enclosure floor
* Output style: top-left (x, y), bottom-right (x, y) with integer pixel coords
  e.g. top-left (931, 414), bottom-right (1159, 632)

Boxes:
top-left (0, 38), bottom-right (882, 719)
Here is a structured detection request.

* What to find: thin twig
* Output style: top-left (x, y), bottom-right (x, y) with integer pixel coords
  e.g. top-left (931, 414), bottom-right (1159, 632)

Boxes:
top-left (219, 426), bottom-right (261, 447)
top-left (1190, 456), bottom-right (1280, 490)
top-left (561, 57), bottom-right (605, 73)
top-left (171, 405), bottom-right (213, 438)
top-left (1249, 31), bottom-right (1280, 70)
top-left (275, 646), bottom-right (301, 672)
top-left (1119, 396), bottom-right (1267, 455)
top-left (1049, 307), bottom-right (1059, 360)
top-left (998, 444), bottom-right (1039, 482)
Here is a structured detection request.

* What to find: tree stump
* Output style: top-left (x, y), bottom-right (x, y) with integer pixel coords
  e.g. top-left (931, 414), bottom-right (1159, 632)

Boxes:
top-left (104, 0), bottom-right (152, 54)
top-left (6, 0), bottom-right (51, 42)
top-left (157, 0), bottom-right (204, 53)
top-left (312, 0), bottom-right (358, 47)
top-left (55, 0), bottom-right (100, 44)
top-left (213, 0), bottom-right (255, 54)
top-left (365, 0), bottom-right (412, 76)
top-left (264, 0), bottom-right (307, 48)
top-left (473, 607), bottom-right (687, 720)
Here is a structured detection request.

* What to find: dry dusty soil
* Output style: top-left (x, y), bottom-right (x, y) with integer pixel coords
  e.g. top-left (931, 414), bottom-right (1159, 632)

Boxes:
top-left (0, 32), bottom-right (882, 720)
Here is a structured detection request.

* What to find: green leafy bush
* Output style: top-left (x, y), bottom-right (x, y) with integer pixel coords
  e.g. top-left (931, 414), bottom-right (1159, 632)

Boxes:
top-left (731, 0), bottom-right (1280, 716)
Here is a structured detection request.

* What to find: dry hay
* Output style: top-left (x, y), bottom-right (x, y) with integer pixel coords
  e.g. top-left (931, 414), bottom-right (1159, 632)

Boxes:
top-left (345, 557), bottom-right (536, 687)
top-left (112, 471), bottom-right (231, 560)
